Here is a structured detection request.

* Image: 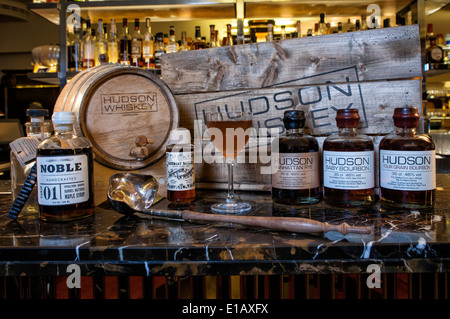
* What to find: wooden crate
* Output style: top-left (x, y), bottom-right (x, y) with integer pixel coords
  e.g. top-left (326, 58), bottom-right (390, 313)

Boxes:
top-left (161, 25), bottom-right (423, 190)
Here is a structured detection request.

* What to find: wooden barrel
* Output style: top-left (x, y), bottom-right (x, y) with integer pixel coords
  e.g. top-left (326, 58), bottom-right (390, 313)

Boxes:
top-left (54, 64), bottom-right (179, 170)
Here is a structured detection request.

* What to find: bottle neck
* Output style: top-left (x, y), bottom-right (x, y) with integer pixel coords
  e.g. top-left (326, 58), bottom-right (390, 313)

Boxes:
top-left (286, 127), bottom-right (303, 135)
top-left (338, 127), bottom-right (357, 135)
top-left (395, 127), bottom-right (417, 135)
top-left (54, 124), bottom-right (74, 136)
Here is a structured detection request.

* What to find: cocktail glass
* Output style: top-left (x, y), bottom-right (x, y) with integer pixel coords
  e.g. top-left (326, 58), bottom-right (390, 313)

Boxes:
top-left (206, 108), bottom-right (253, 214)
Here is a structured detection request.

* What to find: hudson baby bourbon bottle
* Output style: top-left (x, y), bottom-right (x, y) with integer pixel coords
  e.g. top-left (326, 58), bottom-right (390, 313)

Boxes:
top-left (271, 110), bottom-right (321, 205)
top-left (379, 107), bottom-right (436, 209)
top-left (166, 128), bottom-right (195, 204)
top-left (323, 109), bottom-right (375, 207)
top-left (36, 111), bottom-right (94, 221)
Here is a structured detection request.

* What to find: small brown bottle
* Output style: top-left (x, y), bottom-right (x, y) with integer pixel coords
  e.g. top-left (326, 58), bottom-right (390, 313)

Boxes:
top-left (379, 107), bottom-right (436, 209)
top-left (271, 110), bottom-right (321, 205)
top-left (323, 109), bottom-right (375, 207)
top-left (166, 128), bottom-right (195, 204)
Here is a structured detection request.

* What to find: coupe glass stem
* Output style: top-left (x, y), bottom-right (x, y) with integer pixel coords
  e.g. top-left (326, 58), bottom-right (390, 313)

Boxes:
top-left (226, 160), bottom-right (235, 203)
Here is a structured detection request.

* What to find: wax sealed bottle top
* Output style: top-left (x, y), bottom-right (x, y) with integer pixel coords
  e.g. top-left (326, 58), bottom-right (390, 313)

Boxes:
top-left (283, 110), bottom-right (305, 129)
top-left (335, 108), bottom-right (360, 128)
top-left (169, 127), bottom-right (191, 145)
top-left (393, 107), bottom-right (420, 128)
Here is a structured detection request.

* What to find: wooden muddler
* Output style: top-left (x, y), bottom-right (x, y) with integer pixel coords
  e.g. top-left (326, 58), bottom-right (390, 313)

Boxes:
top-left (144, 209), bottom-right (371, 235)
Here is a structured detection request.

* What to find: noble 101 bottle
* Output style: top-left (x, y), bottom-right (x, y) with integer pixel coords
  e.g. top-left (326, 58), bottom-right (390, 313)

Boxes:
top-left (36, 111), bottom-right (95, 221)
top-left (379, 107), bottom-right (436, 209)
top-left (271, 110), bottom-right (321, 205)
top-left (166, 128), bottom-right (195, 204)
top-left (322, 108), bottom-right (375, 207)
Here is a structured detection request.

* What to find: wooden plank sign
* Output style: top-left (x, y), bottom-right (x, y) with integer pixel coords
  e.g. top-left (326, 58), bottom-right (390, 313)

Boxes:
top-left (161, 25), bottom-right (421, 94)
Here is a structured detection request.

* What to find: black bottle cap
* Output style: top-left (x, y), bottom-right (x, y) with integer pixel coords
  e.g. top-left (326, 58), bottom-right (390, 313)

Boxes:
top-left (283, 110), bottom-right (305, 129)
top-left (26, 108), bottom-right (48, 117)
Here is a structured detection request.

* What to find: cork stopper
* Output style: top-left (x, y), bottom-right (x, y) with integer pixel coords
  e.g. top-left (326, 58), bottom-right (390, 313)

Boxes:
top-left (335, 108), bottom-right (360, 128)
top-left (393, 107), bottom-right (420, 128)
top-left (283, 110), bottom-right (305, 129)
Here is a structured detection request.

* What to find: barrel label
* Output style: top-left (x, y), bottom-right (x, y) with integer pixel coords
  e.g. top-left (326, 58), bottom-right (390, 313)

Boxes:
top-left (101, 93), bottom-right (158, 114)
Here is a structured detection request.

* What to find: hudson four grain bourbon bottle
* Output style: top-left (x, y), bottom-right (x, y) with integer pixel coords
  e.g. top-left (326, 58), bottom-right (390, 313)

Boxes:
top-left (37, 111), bottom-right (94, 221)
top-left (323, 109), bottom-right (375, 207)
top-left (271, 110), bottom-right (321, 205)
top-left (166, 128), bottom-right (195, 204)
top-left (379, 107), bottom-right (436, 209)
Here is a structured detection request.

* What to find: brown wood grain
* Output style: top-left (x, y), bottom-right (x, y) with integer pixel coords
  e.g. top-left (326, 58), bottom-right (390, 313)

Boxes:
top-left (161, 25), bottom-right (421, 94)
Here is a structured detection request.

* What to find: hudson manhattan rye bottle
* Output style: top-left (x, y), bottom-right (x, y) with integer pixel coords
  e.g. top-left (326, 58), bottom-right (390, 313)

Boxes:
top-left (271, 110), bottom-right (321, 205)
top-left (379, 107), bottom-right (436, 209)
top-left (37, 111), bottom-right (94, 221)
top-left (323, 109), bottom-right (375, 207)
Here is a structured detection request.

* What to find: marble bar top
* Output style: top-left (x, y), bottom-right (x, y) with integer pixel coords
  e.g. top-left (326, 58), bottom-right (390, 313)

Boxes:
top-left (0, 175), bottom-right (449, 277)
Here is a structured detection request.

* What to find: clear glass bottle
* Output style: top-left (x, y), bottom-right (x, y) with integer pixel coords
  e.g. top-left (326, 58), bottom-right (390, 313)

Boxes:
top-left (209, 25), bottom-right (217, 48)
top-left (69, 24), bottom-right (82, 72)
top-left (271, 110), bottom-right (321, 205)
top-left (191, 26), bottom-right (207, 50)
top-left (179, 31), bottom-right (189, 52)
top-left (82, 17), bottom-right (96, 69)
top-left (10, 108), bottom-right (52, 215)
top-left (280, 25), bottom-right (287, 39)
top-left (379, 107), bottom-right (436, 209)
top-left (142, 18), bottom-right (155, 68)
top-left (108, 18), bottom-right (119, 63)
top-left (317, 14), bottom-right (327, 35)
top-left (166, 128), bottom-right (195, 204)
top-left (225, 23), bottom-right (233, 46)
top-left (119, 18), bottom-right (132, 65)
top-left (165, 26), bottom-right (180, 53)
top-left (153, 32), bottom-right (165, 69)
top-left (266, 23), bottom-right (274, 42)
top-left (95, 19), bottom-right (109, 65)
top-left (36, 111), bottom-right (94, 222)
top-left (131, 18), bottom-right (143, 67)
top-left (323, 109), bottom-right (375, 207)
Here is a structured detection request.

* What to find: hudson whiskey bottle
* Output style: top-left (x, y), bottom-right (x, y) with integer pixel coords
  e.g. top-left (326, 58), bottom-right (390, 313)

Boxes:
top-left (37, 112), bottom-right (94, 221)
top-left (379, 107), bottom-right (436, 209)
top-left (323, 109), bottom-right (375, 207)
top-left (272, 110), bottom-right (321, 205)
top-left (166, 128), bottom-right (195, 204)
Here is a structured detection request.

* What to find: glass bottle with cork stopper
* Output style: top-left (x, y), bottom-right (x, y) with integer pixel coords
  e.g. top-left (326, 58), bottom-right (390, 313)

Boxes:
top-left (271, 110), bottom-right (321, 205)
top-left (36, 111), bottom-right (95, 221)
top-left (379, 107), bottom-right (436, 209)
top-left (10, 108), bottom-right (52, 215)
top-left (323, 108), bottom-right (375, 207)
top-left (166, 128), bottom-right (195, 204)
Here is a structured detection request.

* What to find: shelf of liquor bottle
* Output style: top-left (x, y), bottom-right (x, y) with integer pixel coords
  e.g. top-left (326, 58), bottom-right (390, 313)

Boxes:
top-left (425, 62), bottom-right (450, 77)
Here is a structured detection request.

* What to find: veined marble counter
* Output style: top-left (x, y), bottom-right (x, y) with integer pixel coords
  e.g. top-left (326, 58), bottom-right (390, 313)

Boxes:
top-left (0, 174), bottom-right (449, 277)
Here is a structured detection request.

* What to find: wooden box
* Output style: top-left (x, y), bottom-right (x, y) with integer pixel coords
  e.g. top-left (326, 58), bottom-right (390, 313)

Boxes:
top-left (161, 25), bottom-right (423, 190)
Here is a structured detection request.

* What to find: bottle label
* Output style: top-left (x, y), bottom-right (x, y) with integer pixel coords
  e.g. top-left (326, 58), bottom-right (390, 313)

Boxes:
top-left (271, 152), bottom-right (319, 190)
top-left (9, 137), bottom-right (44, 167)
top-left (131, 40), bottom-right (141, 57)
top-left (323, 150), bottom-right (375, 190)
top-left (166, 151), bottom-right (195, 191)
top-left (431, 47), bottom-right (443, 61)
top-left (380, 150), bottom-right (436, 191)
top-left (36, 154), bottom-right (89, 206)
